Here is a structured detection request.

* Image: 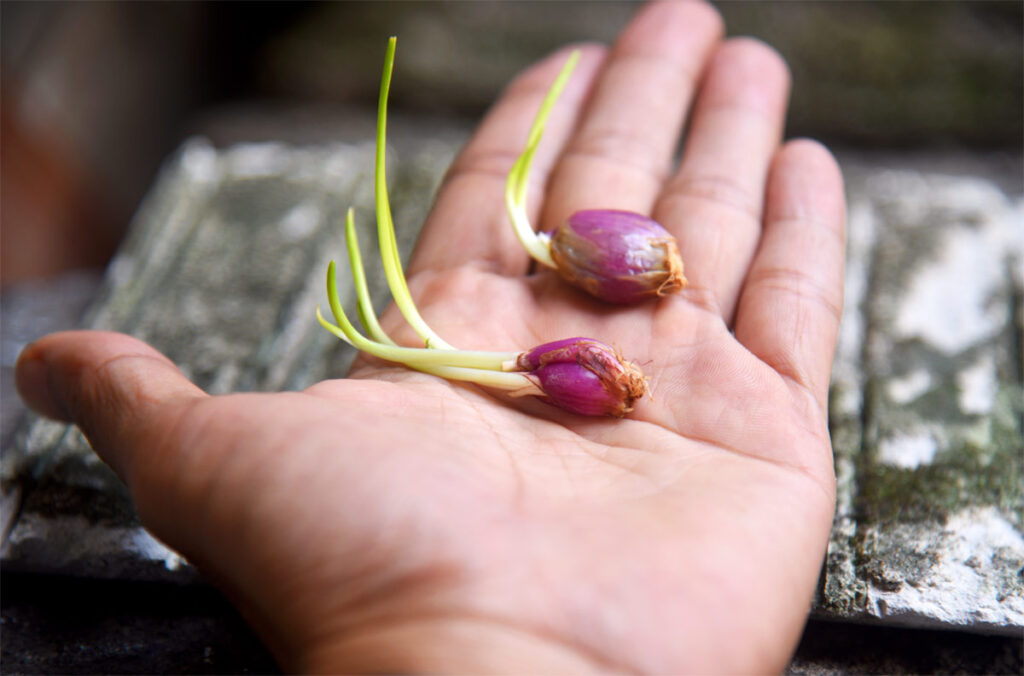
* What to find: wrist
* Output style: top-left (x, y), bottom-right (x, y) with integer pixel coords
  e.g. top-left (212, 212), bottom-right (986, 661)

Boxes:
top-left (296, 616), bottom-right (617, 675)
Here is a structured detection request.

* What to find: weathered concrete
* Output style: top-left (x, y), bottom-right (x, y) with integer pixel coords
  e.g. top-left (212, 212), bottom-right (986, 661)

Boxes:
top-left (2, 137), bottom-right (1021, 638)
top-left (1, 136), bottom-right (454, 581)
top-left (822, 160), bottom-right (1023, 634)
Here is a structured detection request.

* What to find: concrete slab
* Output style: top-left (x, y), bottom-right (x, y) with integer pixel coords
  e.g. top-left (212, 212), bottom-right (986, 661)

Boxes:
top-left (3, 137), bottom-right (1021, 638)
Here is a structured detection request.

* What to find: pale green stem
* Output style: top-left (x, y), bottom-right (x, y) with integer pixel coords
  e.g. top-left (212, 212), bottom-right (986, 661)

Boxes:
top-left (414, 365), bottom-right (543, 396)
top-left (512, 150), bottom-right (535, 210)
top-left (317, 308), bottom-right (529, 386)
top-left (504, 49), bottom-right (580, 270)
top-left (505, 156), bottom-right (554, 267)
top-left (322, 262), bottom-right (517, 371)
top-left (375, 37), bottom-right (453, 350)
top-left (344, 207), bottom-right (396, 346)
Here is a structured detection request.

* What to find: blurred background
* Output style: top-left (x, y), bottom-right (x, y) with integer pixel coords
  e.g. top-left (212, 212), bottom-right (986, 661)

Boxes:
top-left (2, 0), bottom-right (1021, 285)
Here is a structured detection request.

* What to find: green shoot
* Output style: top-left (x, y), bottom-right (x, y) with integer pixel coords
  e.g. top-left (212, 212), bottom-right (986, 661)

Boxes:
top-left (375, 37), bottom-right (453, 350)
top-left (321, 261), bottom-right (516, 371)
top-left (345, 207), bottom-right (395, 345)
top-left (504, 49), bottom-right (581, 269)
top-left (316, 38), bottom-right (650, 416)
top-left (317, 305), bottom-right (534, 391)
top-left (315, 37), bottom-right (550, 398)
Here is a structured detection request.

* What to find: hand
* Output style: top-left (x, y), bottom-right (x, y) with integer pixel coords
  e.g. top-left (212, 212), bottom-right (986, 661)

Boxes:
top-left (16, 2), bottom-right (845, 672)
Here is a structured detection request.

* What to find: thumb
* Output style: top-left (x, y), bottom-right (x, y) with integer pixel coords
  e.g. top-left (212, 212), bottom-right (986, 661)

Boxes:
top-left (15, 330), bottom-right (206, 479)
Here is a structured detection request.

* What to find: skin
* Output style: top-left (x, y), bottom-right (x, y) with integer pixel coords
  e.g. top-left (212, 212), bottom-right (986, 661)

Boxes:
top-left (15, 2), bottom-right (846, 673)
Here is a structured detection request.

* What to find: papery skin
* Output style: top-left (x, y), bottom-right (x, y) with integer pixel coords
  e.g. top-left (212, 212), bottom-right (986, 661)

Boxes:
top-left (548, 209), bottom-right (687, 304)
top-left (516, 337), bottom-right (648, 417)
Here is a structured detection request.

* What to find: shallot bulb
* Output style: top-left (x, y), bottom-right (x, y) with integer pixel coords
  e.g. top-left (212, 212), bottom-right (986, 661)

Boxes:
top-left (549, 210), bottom-right (686, 304)
top-left (315, 37), bottom-right (649, 418)
top-left (505, 51), bottom-right (687, 304)
top-left (513, 338), bottom-right (648, 417)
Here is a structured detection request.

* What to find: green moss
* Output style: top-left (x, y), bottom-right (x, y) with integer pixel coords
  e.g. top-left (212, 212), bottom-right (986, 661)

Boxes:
top-left (858, 412), bottom-right (1023, 528)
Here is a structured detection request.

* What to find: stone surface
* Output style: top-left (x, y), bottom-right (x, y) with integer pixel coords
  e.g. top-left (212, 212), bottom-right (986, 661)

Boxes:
top-left (821, 159), bottom-right (1024, 634)
top-left (0, 270), bottom-right (104, 560)
top-left (2, 136), bottom-right (1022, 642)
top-left (1, 134), bottom-right (456, 580)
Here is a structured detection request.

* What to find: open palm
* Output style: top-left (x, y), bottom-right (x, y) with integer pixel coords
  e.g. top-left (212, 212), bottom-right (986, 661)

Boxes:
top-left (16, 2), bottom-right (845, 673)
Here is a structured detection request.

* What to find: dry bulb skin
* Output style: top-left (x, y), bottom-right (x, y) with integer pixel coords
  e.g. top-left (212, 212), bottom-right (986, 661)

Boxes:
top-left (316, 37), bottom-right (649, 417)
top-left (505, 51), bottom-right (687, 304)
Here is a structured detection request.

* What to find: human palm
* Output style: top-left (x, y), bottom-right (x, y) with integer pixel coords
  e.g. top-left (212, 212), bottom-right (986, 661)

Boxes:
top-left (16, 2), bottom-right (845, 673)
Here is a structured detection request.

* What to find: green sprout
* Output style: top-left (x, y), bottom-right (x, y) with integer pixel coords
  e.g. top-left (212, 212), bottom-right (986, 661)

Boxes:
top-left (502, 48), bottom-right (687, 305)
top-left (315, 37), bottom-right (650, 417)
top-left (316, 37), bottom-right (541, 395)
top-left (504, 49), bottom-right (580, 269)
top-left (317, 210), bottom-right (537, 391)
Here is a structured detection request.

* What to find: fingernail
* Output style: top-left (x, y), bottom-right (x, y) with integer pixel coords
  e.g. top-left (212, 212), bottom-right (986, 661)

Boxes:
top-left (15, 349), bottom-right (71, 422)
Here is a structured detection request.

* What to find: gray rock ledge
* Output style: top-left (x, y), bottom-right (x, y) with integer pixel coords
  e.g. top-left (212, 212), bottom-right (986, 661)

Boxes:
top-left (2, 137), bottom-right (1021, 635)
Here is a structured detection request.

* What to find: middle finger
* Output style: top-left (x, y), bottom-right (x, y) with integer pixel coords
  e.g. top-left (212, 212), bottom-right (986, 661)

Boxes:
top-left (539, 1), bottom-right (723, 232)
top-left (654, 38), bottom-right (791, 323)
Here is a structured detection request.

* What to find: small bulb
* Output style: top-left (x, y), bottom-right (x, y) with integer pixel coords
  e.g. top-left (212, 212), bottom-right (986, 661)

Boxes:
top-left (515, 337), bottom-right (648, 417)
top-left (548, 210), bottom-right (687, 304)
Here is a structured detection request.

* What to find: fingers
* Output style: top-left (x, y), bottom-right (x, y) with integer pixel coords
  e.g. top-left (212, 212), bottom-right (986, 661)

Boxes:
top-left (409, 1), bottom-right (723, 279)
top-left (407, 45), bottom-right (607, 277)
top-left (733, 140), bottom-right (846, 408)
top-left (655, 38), bottom-right (791, 322)
top-left (14, 330), bottom-right (206, 479)
top-left (540, 1), bottom-right (723, 230)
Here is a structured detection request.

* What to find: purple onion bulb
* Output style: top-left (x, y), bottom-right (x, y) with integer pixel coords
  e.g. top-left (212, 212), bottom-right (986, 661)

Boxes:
top-left (515, 337), bottom-right (648, 417)
top-left (547, 209), bottom-right (687, 304)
